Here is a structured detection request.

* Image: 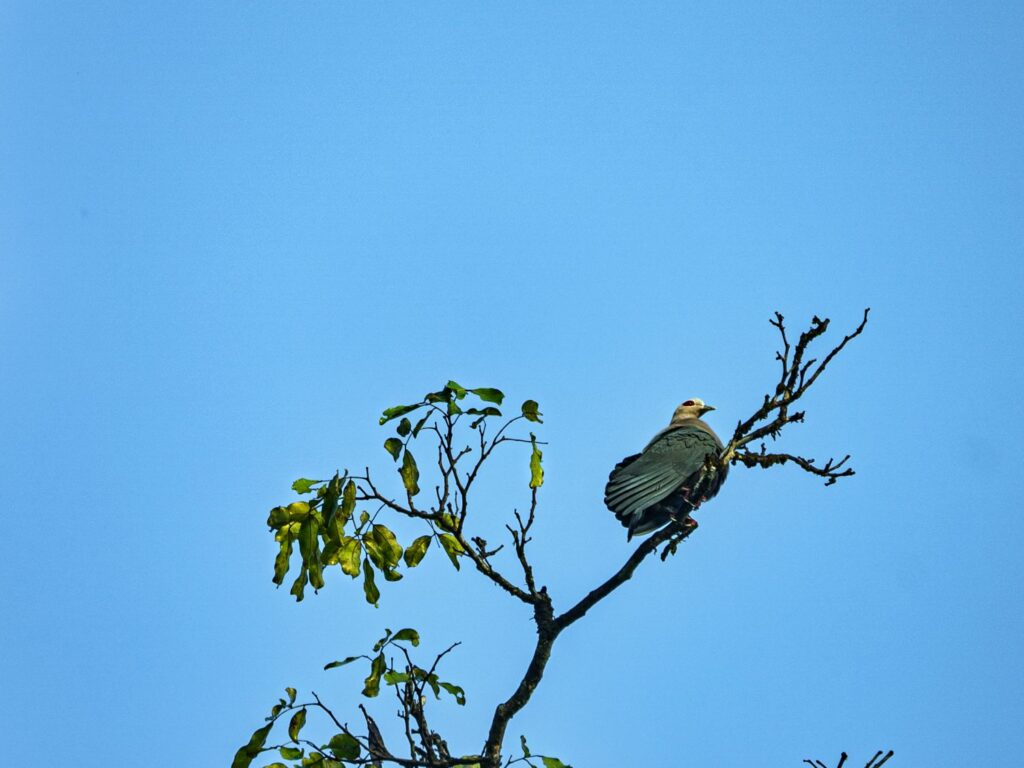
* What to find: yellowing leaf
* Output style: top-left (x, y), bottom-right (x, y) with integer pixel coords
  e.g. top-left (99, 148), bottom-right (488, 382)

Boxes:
top-left (529, 433), bottom-right (544, 489)
top-left (339, 537), bottom-right (361, 578)
top-left (403, 535), bottom-right (431, 567)
top-left (400, 450), bottom-right (420, 496)
top-left (287, 708), bottom-right (307, 742)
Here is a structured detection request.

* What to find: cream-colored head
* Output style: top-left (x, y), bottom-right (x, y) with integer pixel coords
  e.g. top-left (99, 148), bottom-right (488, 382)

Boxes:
top-left (670, 398), bottom-right (716, 424)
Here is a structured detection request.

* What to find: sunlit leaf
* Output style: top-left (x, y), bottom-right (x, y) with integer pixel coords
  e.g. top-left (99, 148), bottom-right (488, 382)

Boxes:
top-left (411, 412), bottom-right (432, 438)
top-left (324, 656), bottom-right (362, 670)
top-left (327, 733), bottom-right (360, 761)
top-left (362, 534), bottom-right (387, 571)
top-left (231, 722), bottom-right (273, 768)
top-left (400, 450), bottom-right (420, 496)
top-left (448, 400), bottom-right (463, 416)
top-left (469, 387), bottom-right (504, 405)
top-left (285, 687), bottom-right (296, 705)
top-left (439, 681), bottom-right (466, 705)
top-left (280, 746), bottom-right (303, 760)
top-left (384, 670), bottom-right (410, 685)
top-left (273, 534), bottom-right (293, 586)
top-left (338, 480), bottom-right (356, 528)
top-left (290, 567), bottom-right (307, 602)
top-left (380, 403), bottom-right (425, 425)
top-left (541, 757), bottom-right (570, 768)
top-left (446, 380), bottom-right (468, 399)
top-left (384, 438), bottom-right (403, 461)
top-left (362, 558), bottom-right (380, 606)
top-left (292, 478), bottom-right (322, 494)
top-left (425, 387), bottom-right (454, 403)
top-left (521, 400), bottom-right (543, 423)
top-left (391, 628), bottom-right (420, 646)
top-left (529, 433), bottom-right (544, 489)
top-left (372, 628), bottom-right (393, 652)
top-left (339, 537), bottom-right (361, 577)
top-left (362, 652), bottom-right (386, 697)
top-left (403, 535), bottom-right (431, 567)
top-left (263, 762), bottom-right (288, 768)
top-left (372, 524), bottom-right (403, 567)
top-left (268, 502), bottom-right (311, 528)
top-left (438, 534), bottom-right (463, 570)
top-left (288, 708), bottom-right (307, 742)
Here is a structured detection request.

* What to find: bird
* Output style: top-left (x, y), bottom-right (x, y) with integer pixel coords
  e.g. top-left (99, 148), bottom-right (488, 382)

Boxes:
top-left (604, 398), bottom-right (728, 539)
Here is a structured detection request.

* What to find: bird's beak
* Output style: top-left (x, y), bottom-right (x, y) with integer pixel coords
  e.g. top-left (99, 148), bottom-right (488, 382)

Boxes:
top-left (700, 405), bottom-right (716, 415)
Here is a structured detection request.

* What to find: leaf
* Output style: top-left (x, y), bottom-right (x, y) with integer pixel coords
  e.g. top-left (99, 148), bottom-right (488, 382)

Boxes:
top-left (384, 669), bottom-right (410, 685)
top-left (298, 518), bottom-right (323, 591)
top-left (285, 687), bottom-right (297, 705)
top-left (521, 735), bottom-right (531, 757)
top-left (327, 733), bottom-right (360, 761)
top-left (267, 502), bottom-right (311, 527)
top-left (288, 708), bottom-right (307, 742)
top-left (383, 438), bottom-right (403, 461)
top-left (372, 524), bottom-right (403, 567)
top-left (446, 380), bottom-right (468, 399)
top-left (380, 403), bottom-right (424, 425)
top-left (392, 628), bottom-right (420, 646)
top-left (438, 534), bottom-right (463, 570)
top-left (541, 757), bottom-right (570, 768)
top-left (362, 652), bottom-right (386, 697)
top-left (291, 478), bottom-right (322, 494)
top-left (521, 400), bottom-right (543, 423)
top-left (231, 722), bottom-right (273, 768)
top-left (273, 534), bottom-right (293, 586)
top-left (324, 656), bottom-right (362, 670)
top-left (339, 537), bottom-right (362, 578)
top-left (439, 681), bottom-right (466, 705)
top-left (448, 400), bottom-right (463, 416)
top-left (290, 567), bottom-right (307, 602)
top-left (425, 387), bottom-right (454, 403)
top-left (470, 387), bottom-right (504, 405)
top-left (403, 535), bottom-right (431, 567)
top-left (372, 628), bottom-right (393, 652)
top-left (337, 481), bottom-right (358, 528)
top-left (400, 449), bottom-right (420, 496)
top-left (263, 762), bottom-right (288, 768)
top-left (362, 559), bottom-right (380, 606)
top-left (411, 412), bottom-right (432, 437)
top-left (529, 433), bottom-right (544, 489)
top-left (280, 746), bottom-right (303, 760)
top-left (396, 417), bottom-right (412, 437)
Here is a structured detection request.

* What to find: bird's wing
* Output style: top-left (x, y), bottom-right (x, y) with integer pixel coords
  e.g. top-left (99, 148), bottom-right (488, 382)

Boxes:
top-left (604, 426), bottom-right (722, 522)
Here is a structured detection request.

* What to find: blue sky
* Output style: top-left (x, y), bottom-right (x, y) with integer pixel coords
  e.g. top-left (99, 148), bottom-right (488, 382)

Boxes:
top-left (2, 2), bottom-right (1022, 766)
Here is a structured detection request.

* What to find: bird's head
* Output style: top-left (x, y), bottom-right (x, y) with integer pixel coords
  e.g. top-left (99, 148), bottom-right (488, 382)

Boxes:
top-left (671, 398), bottom-right (716, 422)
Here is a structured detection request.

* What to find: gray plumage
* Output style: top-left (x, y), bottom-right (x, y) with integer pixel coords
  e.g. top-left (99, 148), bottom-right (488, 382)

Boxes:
top-left (605, 399), bottom-right (728, 539)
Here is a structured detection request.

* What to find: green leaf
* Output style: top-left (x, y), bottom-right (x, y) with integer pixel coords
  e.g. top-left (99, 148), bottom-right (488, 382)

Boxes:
top-left (384, 669), bottom-right (410, 685)
top-left (446, 380), bottom-right (468, 399)
top-left (383, 437), bottom-right (403, 461)
top-left (291, 478), bottom-right (322, 494)
top-left (263, 762), bottom-right (288, 768)
top-left (372, 628), bottom-right (393, 652)
top-left (529, 433), bottom-right (544, 489)
top-left (290, 567), bottom-right (308, 602)
top-left (324, 656), bottom-right (362, 670)
top-left (362, 652), bottom-right (386, 697)
top-left (298, 517), bottom-right (323, 591)
top-left (411, 412), bottom-right (432, 438)
top-left (469, 387), bottom-right (504, 405)
top-left (231, 722), bottom-right (274, 768)
top-left (362, 559), bottom-right (380, 606)
top-left (372, 524), bottom-right (403, 567)
top-left (272, 534), bottom-right (293, 586)
top-left (380, 403), bottom-right (425, 425)
top-left (425, 387), bottom-right (454, 403)
top-left (268, 502), bottom-right (311, 528)
top-left (396, 417), bottom-right (412, 437)
top-left (288, 708), bottom-right (307, 742)
top-left (448, 400), bottom-right (463, 416)
top-left (521, 400), bottom-right (543, 423)
top-left (439, 681), bottom-right (466, 705)
top-left (438, 534), bottom-right (463, 570)
top-left (339, 537), bottom-right (362, 577)
top-left (541, 757), bottom-right (570, 768)
top-left (280, 746), bottom-right (303, 760)
top-left (337, 481), bottom-right (358, 528)
top-left (327, 733), bottom-right (360, 761)
top-left (392, 628), bottom-right (420, 646)
top-left (400, 449), bottom-right (420, 496)
top-left (521, 735), bottom-right (531, 757)
top-left (285, 687), bottom-right (297, 705)
top-left (403, 535), bottom-right (431, 567)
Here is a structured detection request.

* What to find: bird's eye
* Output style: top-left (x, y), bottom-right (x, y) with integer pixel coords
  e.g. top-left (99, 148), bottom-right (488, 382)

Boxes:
top-left (682, 400), bottom-right (695, 407)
